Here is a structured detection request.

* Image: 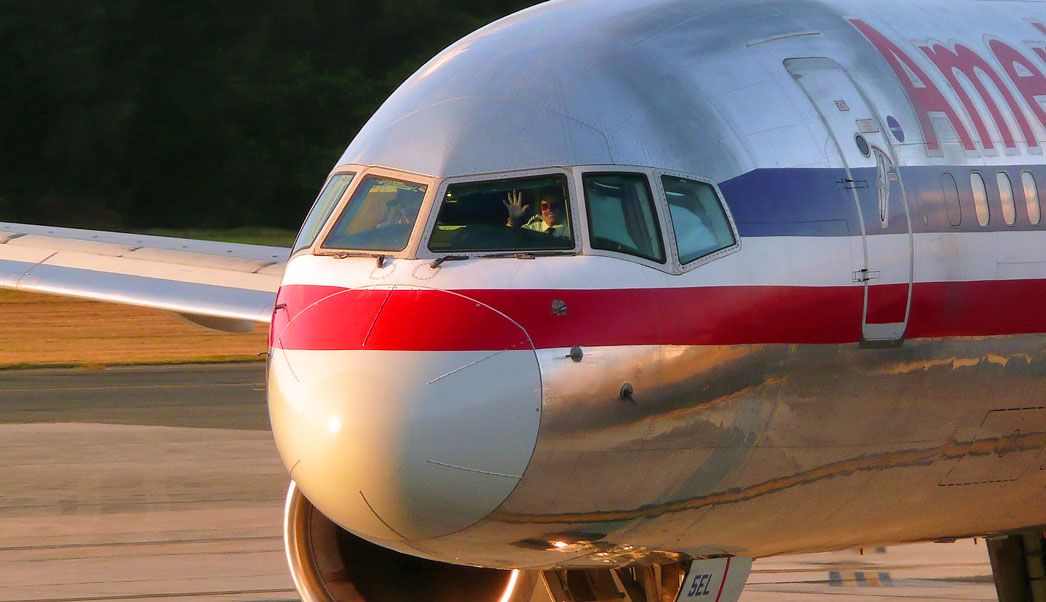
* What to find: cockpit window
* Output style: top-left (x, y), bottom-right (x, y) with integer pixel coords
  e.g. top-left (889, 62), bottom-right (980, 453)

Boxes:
top-left (322, 175), bottom-right (427, 251)
top-left (662, 175), bottom-right (736, 264)
top-left (293, 172), bottom-right (355, 253)
top-left (428, 174), bottom-right (573, 252)
top-left (584, 173), bottom-right (665, 263)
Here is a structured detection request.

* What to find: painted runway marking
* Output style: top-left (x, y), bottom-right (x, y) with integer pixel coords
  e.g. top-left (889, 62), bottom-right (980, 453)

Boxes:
top-left (828, 570), bottom-right (896, 586)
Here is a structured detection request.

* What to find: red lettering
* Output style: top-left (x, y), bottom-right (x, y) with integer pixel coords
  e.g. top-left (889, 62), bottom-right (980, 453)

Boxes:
top-left (849, 19), bottom-right (975, 151)
top-left (920, 43), bottom-right (1037, 149)
top-left (989, 39), bottom-right (1046, 129)
top-left (1033, 23), bottom-right (1046, 62)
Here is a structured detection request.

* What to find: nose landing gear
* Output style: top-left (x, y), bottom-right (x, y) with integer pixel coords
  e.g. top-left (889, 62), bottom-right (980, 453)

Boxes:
top-left (543, 564), bottom-right (686, 602)
top-left (542, 557), bottom-right (751, 602)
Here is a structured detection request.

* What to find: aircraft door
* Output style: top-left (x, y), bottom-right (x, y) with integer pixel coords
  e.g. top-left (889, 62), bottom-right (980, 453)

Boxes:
top-left (785, 57), bottom-right (913, 343)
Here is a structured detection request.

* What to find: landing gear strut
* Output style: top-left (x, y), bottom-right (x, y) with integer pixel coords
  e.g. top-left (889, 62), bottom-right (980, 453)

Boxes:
top-left (988, 531), bottom-right (1046, 602)
top-left (543, 564), bottom-right (686, 602)
top-left (541, 557), bottom-right (752, 602)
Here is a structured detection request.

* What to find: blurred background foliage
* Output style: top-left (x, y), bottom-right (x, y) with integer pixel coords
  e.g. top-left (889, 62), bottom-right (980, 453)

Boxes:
top-left (0, 0), bottom-right (538, 232)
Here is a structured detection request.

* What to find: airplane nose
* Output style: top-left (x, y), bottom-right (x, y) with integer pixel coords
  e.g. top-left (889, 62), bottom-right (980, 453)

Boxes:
top-left (268, 287), bottom-right (542, 542)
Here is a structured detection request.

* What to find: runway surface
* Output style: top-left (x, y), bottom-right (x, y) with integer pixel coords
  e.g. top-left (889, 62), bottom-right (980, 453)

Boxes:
top-left (743, 541), bottom-right (996, 601)
top-left (0, 364), bottom-right (999, 601)
top-left (0, 364), bottom-right (296, 601)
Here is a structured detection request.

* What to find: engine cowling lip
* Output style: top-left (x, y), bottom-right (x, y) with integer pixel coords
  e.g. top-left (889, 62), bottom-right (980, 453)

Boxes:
top-left (283, 480), bottom-right (544, 602)
top-left (284, 480), bottom-right (337, 602)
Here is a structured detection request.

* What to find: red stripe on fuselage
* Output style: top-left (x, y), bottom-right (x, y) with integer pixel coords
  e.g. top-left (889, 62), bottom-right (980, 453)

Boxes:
top-left (269, 280), bottom-right (1045, 351)
top-left (907, 280), bottom-right (1046, 338)
top-left (270, 285), bottom-right (534, 351)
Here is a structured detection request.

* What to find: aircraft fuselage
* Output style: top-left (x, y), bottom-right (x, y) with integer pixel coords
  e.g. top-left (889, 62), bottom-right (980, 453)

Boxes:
top-left (268, 0), bottom-right (1046, 572)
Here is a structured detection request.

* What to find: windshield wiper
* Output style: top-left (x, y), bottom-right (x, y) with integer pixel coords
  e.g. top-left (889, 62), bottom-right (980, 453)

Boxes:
top-left (421, 250), bottom-right (577, 268)
top-left (484, 251), bottom-right (575, 260)
top-left (430, 255), bottom-right (469, 268)
top-left (333, 251), bottom-right (389, 268)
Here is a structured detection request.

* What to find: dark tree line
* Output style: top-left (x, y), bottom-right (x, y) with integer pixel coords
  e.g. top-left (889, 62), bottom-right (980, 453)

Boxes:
top-left (0, 1), bottom-right (538, 230)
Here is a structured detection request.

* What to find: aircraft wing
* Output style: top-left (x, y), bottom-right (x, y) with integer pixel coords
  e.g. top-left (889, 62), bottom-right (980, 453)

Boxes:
top-left (0, 222), bottom-right (287, 333)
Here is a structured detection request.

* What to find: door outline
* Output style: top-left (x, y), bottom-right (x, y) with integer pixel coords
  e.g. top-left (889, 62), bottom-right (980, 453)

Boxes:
top-left (785, 57), bottom-right (915, 343)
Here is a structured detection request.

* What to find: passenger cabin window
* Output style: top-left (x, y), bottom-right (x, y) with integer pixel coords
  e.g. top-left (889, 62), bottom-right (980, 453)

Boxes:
top-left (971, 172), bottom-right (990, 227)
top-left (939, 173), bottom-right (962, 226)
top-left (428, 174), bottom-right (572, 253)
top-left (997, 172), bottom-right (1016, 226)
top-left (294, 172), bottom-right (355, 252)
top-left (322, 175), bottom-right (426, 251)
top-left (583, 173), bottom-right (665, 263)
top-left (661, 175), bottom-right (736, 264)
top-left (1022, 171), bottom-right (1041, 225)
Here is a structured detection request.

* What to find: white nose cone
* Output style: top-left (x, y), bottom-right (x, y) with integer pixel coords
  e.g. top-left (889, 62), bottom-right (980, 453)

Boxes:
top-left (268, 288), bottom-right (542, 542)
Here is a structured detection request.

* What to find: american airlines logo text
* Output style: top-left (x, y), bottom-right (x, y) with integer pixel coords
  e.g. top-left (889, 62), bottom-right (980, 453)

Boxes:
top-left (849, 19), bottom-right (1046, 155)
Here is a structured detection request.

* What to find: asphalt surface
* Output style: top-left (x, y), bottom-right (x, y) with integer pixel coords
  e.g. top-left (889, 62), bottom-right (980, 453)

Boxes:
top-left (0, 364), bottom-right (999, 601)
top-left (0, 363), bottom-right (271, 430)
top-left (743, 541), bottom-right (996, 601)
top-left (0, 363), bottom-right (296, 601)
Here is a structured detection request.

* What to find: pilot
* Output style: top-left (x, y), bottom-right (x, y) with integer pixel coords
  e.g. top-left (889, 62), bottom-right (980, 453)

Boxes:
top-left (379, 191), bottom-right (421, 227)
top-left (380, 199), bottom-right (408, 226)
top-left (503, 190), bottom-right (570, 237)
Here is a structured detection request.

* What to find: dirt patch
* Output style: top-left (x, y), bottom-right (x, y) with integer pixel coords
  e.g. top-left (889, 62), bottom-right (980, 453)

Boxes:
top-left (0, 290), bottom-right (269, 367)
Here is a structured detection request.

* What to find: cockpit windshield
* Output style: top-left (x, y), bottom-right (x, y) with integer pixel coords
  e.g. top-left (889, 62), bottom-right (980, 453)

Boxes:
top-left (322, 175), bottom-right (427, 252)
top-left (293, 172), bottom-right (355, 253)
top-left (428, 174), bottom-right (573, 253)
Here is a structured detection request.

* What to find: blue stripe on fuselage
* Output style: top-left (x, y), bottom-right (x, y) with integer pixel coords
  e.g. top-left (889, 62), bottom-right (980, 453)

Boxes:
top-left (720, 164), bottom-right (1046, 237)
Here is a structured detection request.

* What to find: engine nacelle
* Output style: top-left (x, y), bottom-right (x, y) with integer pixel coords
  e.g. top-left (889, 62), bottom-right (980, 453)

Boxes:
top-left (283, 481), bottom-right (539, 601)
top-left (283, 481), bottom-right (719, 602)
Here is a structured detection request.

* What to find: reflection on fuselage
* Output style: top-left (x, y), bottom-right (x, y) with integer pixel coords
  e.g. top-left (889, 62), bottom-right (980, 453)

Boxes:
top-left (268, 0), bottom-right (1046, 578)
top-left (270, 240), bottom-right (1046, 568)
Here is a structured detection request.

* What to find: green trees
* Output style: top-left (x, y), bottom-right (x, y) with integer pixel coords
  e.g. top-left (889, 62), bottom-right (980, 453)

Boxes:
top-left (0, 0), bottom-right (536, 229)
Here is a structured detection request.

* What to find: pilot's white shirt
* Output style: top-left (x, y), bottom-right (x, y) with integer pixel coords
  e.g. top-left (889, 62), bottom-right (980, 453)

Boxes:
top-left (521, 215), bottom-right (570, 237)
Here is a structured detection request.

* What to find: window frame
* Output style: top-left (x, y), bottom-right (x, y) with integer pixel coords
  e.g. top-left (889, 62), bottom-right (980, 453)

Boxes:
top-left (939, 172), bottom-right (962, 227)
top-left (570, 166), bottom-right (672, 271)
top-left (997, 171), bottom-right (1016, 226)
top-left (291, 170), bottom-right (357, 257)
top-left (655, 169), bottom-right (742, 273)
top-left (970, 171), bottom-right (991, 227)
top-left (1022, 170), bottom-right (1041, 226)
top-left (313, 165), bottom-right (439, 259)
top-left (417, 166), bottom-right (581, 260)
top-left (582, 171), bottom-right (667, 265)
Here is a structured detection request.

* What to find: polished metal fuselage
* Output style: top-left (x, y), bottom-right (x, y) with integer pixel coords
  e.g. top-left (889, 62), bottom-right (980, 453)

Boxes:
top-left (275, 0), bottom-right (1046, 570)
top-left (276, 253), bottom-right (1045, 569)
top-left (422, 336), bottom-right (1045, 567)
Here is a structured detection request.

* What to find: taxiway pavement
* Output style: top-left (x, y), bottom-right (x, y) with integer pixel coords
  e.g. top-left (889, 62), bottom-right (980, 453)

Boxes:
top-left (0, 364), bottom-right (998, 601)
top-left (0, 364), bottom-right (296, 601)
